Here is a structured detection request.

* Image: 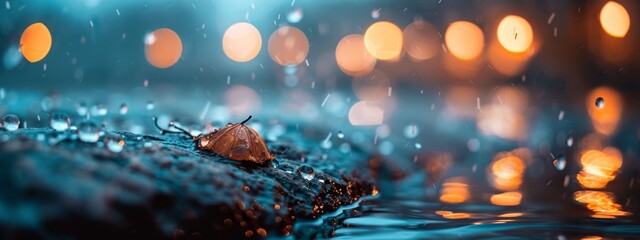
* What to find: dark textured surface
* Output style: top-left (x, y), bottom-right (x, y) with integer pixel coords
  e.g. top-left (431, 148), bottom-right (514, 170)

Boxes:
top-left (0, 128), bottom-right (376, 239)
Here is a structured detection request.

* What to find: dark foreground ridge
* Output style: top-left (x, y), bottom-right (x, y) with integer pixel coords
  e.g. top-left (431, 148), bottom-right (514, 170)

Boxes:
top-left (0, 128), bottom-right (376, 239)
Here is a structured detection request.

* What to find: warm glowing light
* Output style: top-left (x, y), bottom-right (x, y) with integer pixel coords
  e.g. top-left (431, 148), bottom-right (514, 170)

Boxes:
top-left (352, 69), bottom-right (390, 102)
top-left (574, 191), bottom-right (630, 217)
top-left (445, 87), bottom-right (479, 119)
top-left (268, 26), bottom-right (309, 66)
top-left (223, 22), bottom-right (262, 62)
top-left (144, 28), bottom-right (182, 68)
top-left (441, 212), bottom-right (471, 219)
top-left (577, 149), bottom-right (622, 189)
top-left (445, 21), bottom-right (484, 60)
top-left (489, 155), bottom-right (525, 191)
top-left (490, 192), bottom-right (522, 206)
top-left (19, 22), bottom-right (52, 63)
top-left (599, 1), bottom-right (631, 38)
top-left (498, 212), bottom-right (524, 218)
top-left (403, 20), bottom-right (440, 61)
top-left (487, 40), bottom-right (532, 76)
top-left (335, 34), bottom-right (376, 76)
top-left (497, 15), bottom-right (533, 53)
top-left (586, 87), bottom-right (622, 135)
top-left (348, 101), bottom-right (384, 126)
top-left (224, 85), bottom-right (261, 117)
top-left (478, 86), bottom-right (529, 141)
top-left (439, 177), bottom-right (470, 204)
top-left (424, 153), bottom-right (453, 183)
top-left (478, 105), bottom-right (527, 141)
top-left (364, 21), bottom-right (404, 61)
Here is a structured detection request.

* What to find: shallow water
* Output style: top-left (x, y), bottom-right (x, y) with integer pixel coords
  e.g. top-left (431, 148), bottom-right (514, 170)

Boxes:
top-left (295, 196), bottom-right (640, 239)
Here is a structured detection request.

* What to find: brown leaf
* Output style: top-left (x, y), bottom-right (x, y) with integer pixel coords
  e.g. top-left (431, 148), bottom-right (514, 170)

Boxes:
top-left (196, 116), bottom-right (273, 163)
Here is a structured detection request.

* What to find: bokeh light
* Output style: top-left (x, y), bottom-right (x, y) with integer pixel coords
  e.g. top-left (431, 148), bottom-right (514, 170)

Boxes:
top-left (478, 86), bottom-right (529, 140)
top-left (268, 26), bottom-right (309, 66)
top-left (222, 22), bottom-right (262, 62)
top-left (352, 69), bottom-right (390, 102)
top-left (439, 177), bottom-right (470, 204)
top-left (224, 85), bottom-right (261, 117)
top-left (403, 20), bottom-right (440, 61)
top-left (445, 21), bottom-right (484, 60)
top-left (348, 101), bottom-right (384, 126)
top-left (490, 192), bottom-right (523, 206)
top-left (577, 148), bottom-right (622, 189)
top-left (19, 22), bottom-right (52, 63)
top-left (574, 191), bottom-right (630, 218)
top-left (335, 34), bottom-right (376, 76)
top-left (599, 1), bottom-right (630, 38)
top-left (497, 15), bottom-right (533, 53)
top-left (586, 87), bottom-right (622, 136)
top-left (489, 155), bottom-right (526, 191)
top-left (364, 21), bottom-right (404, 61)
top-left (144, 28), bottom-right (183, 68)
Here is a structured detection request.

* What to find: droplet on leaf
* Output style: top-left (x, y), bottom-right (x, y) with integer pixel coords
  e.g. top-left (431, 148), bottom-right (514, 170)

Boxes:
top-left (595, 97), bottom-right (605, 109)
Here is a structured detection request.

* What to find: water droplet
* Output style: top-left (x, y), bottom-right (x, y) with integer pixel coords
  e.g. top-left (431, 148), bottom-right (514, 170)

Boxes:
top-left (566, 137), bottom-right (574, 147)
top-left (595, 97), bottom-right (604, 109)
top-left (296, 165), bottom-right (315, 181)
top-left (50, 111), bottom-right (70, 131)
top-left (337, 131), bottom-right (344, 139)
top-left (270, 159), bottom-right (280, 168)
top-left (414, 143), bottom-right (422, 149)
top-left (553, 154), bottom-right (566, 171)
top-left (91, 104), bottom-right (108, 116)
top-left (378, 141), bottom-right (394, 155)
top-left (467, 138), bottom-right (480, 152)
top-left (119, 103), bottom-right (128, 115)
top-left (2, 114), bottom-right (20, 131)
top-left (339, 143), bottom-right (351, 153)
top-left (106, 136), bottom-right (125, 153)
top-left (403, 124), bottom-right (419, 139)
top-left (198, 138), bottom-right (209, 147)
top-left (146, 101), bottom-right (155, 110)
top-left (76, 102), bottom-right (88, 116)
top-left (77, 120), bottom-right (100, 143)
top-left (286, 8), bottom-right (303, 23)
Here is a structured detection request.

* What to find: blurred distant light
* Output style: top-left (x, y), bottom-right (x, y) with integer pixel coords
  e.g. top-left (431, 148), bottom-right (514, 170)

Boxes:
top-left (497, 15), bottom-right (533, 53)
top-left (223, 22), bottom-right (262, 62)
top-left (445, 21), bottom-right (484, 61)
top-left (599, 1), bottom-right (630, 38)
top-left (478, 105), bottom-right (527, 140)
top-left (144, 28), bottom-right (182, 68)
top-left (577, 148), bottom-right (622, 189)
top-left (490, 191), bottom-right (522, 206)
top-left (287, 8), bottom-right (303, 23)
top-left (439, 177), bottom-right (470, 204)
top-left (574, 190), bottom-right (630, 218)
top-left (335, 34), bottom-right (376, 76)
top-left (20, 22), bottom-right (52, 63)
top-left (586, 87), bottom-right (622, 135)
top-left (348, 101), bottom-right (384, 126)
top-left (403, 20), bottom-right (440, 61)
top-left (352, 69), bottom-right (390, 102)
top-left (224, 85), bottom-right (261, 117)
top-left (445, 86), bottom-right (479, 119)
top-left (478, 86), bottom-right (529, 140)
top-left (85, 0), bottom-right (101, 8)
top-left (364, 21), bottom-right (403, 61)
top-left (3, 44), bottom-right (22, 69)
top-left (489, 155), bottom-right (525, 191)
top-left (268, 26), bottom-right (309, 66)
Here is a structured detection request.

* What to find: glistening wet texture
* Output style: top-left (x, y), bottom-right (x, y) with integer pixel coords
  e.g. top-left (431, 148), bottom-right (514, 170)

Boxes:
top-left (0, 128), bottom-right (375, 239)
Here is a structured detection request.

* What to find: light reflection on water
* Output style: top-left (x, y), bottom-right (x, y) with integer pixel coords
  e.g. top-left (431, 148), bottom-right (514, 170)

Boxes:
top-left (294, 196), bottom-right (640, 239)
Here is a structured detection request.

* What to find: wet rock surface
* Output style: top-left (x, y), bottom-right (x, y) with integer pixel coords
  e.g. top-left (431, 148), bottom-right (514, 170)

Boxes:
top-left (0, 128), bottom-right (376, 239)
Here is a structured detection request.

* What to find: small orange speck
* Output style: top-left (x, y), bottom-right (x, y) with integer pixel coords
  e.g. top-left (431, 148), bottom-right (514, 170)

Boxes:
top-left (244, 230), bottom-right (254, 237)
